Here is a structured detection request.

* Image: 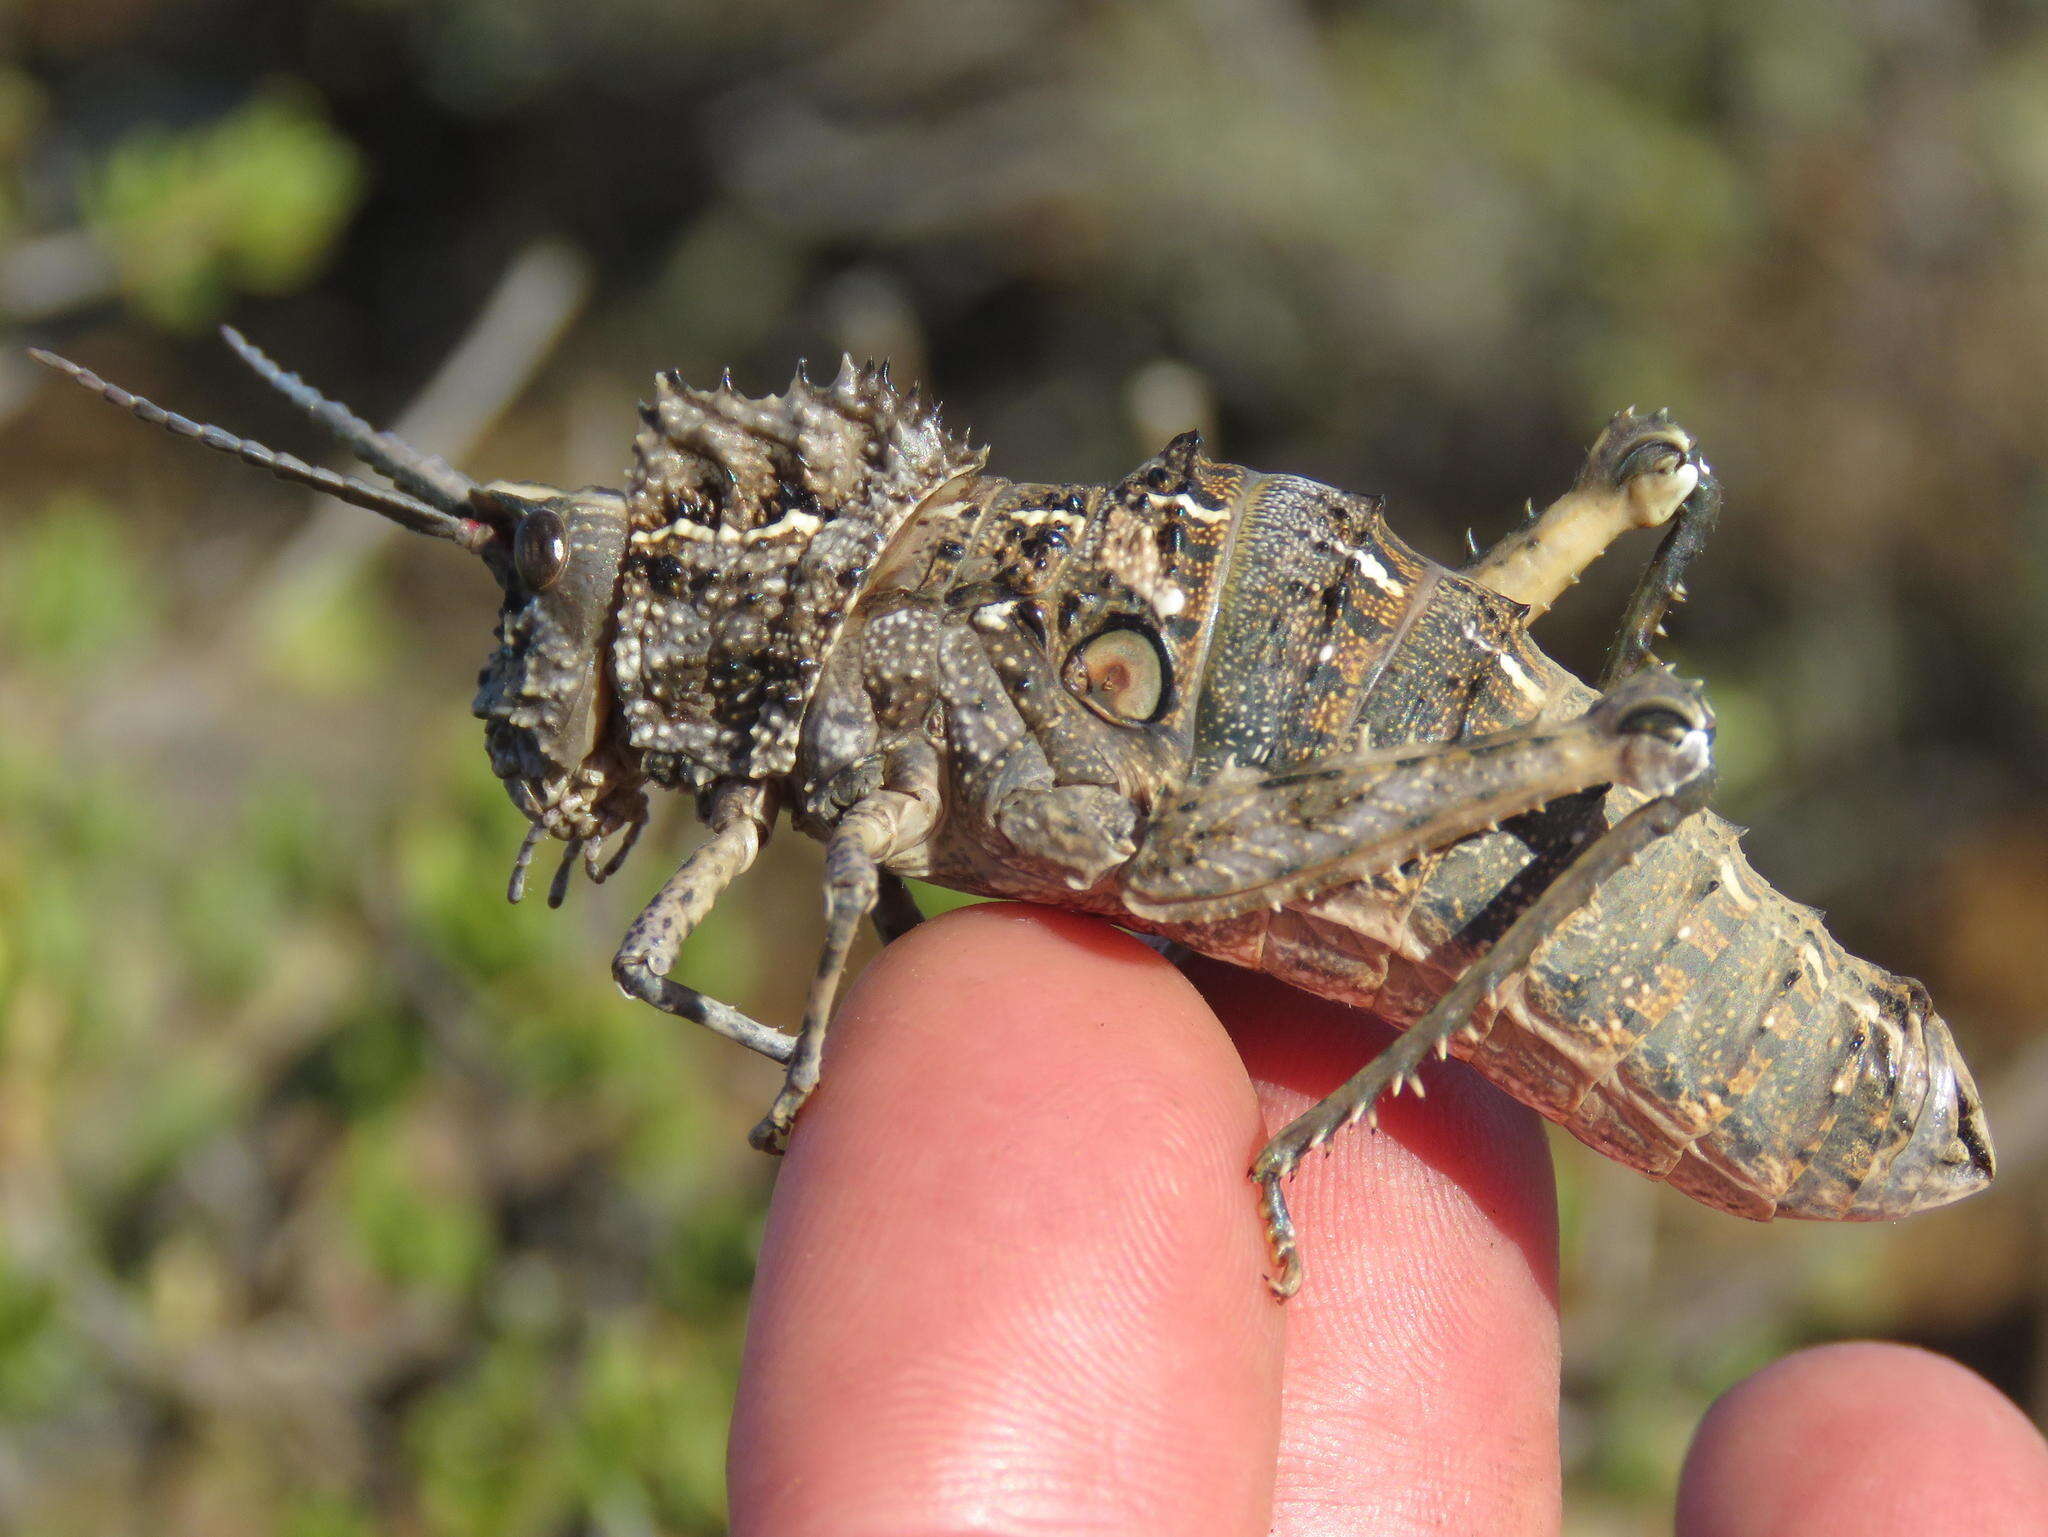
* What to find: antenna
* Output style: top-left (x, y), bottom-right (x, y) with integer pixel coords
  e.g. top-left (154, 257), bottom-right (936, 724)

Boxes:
top-left (219, 326), bottom-right (479, 512)
top-left (28, 348), bottom-right (490, 550)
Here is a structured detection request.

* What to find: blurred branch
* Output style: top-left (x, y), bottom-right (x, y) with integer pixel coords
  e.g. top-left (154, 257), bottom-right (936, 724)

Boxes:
top-left (1987, 1036), bottom-right (2048, 1185)
top-left (237, 237), bottom-right (593, 643)
top-left (0, 229), bottom-right (118, 320)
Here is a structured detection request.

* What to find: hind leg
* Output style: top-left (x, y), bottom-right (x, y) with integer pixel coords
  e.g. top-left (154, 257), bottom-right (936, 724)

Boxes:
top-left (1466, 409), bottom-right (1707, 620)
top-left (1252, 768), bottom-right (1717, 1296)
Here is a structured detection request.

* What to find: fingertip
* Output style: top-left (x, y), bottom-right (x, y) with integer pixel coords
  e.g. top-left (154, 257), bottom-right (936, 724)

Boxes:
top-left (730, 904), bottom-right (1284, 1537)
top-left (1679, 1341), bottom-right (2048, 1537)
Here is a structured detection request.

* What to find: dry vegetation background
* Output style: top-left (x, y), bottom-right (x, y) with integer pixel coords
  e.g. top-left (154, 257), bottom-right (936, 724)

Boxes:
top-left (2, 1), bottom-right (2047, 1532)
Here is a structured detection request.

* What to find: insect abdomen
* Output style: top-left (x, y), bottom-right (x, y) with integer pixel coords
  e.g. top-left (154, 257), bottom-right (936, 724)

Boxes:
top-left (1388, 798), bottom-right (1996, 1221)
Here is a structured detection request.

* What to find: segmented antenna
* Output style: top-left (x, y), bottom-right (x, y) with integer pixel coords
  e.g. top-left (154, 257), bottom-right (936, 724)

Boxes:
top-left (27, 348), bottom-right (490, 550)
top-left (219, 326), bottom-right (478, 513)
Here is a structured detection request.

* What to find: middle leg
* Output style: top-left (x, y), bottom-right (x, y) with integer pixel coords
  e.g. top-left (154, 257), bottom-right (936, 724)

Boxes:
top-left (749, 746), bottom-right (943, 1153)
top-left (871, 872), bottom-right (926, 945)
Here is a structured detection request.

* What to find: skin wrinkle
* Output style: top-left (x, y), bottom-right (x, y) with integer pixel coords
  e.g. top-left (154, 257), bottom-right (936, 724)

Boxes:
top-left (854, 1356), bottom-right (1207, 1535)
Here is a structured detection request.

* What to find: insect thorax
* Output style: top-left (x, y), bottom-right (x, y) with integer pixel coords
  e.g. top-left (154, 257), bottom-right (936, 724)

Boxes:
top-left (616, 361), bottom-right (985, 793)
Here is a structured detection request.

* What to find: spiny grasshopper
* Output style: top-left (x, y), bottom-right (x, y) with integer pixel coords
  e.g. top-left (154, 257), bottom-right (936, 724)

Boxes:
top-left (33, 333), bottom-right (1994, 1295)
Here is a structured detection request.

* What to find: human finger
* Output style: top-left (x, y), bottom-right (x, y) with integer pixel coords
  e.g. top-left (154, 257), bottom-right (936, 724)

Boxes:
top-left (1198, 961), bottom-right (1564, 1537)
top-left (1677, 1340), bottom-right (2048, 1536)
top-left (728, 904), bottom-right (1287, 1537)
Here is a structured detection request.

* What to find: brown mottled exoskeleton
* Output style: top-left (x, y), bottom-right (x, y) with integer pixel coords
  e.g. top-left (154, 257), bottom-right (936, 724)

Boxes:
top-left (33, 332), bottom-right (1995, 1295)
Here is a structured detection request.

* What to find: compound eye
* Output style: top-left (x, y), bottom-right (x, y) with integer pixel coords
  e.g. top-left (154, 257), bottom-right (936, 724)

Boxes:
top-left (1063, 626), bottom-right (1167, 723)
top-left (514, 508), bottom-right (568, 591)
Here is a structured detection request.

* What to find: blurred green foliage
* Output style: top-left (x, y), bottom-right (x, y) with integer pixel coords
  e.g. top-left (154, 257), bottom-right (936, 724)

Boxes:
top-left (82, 84), bottom-right (364, 329)
top-left (0, 493), bottom-right (159, 663)
top-left (0, 496), bottom-right (760, 1533)
top-left (4, 1), bottom-right (2046, 1532)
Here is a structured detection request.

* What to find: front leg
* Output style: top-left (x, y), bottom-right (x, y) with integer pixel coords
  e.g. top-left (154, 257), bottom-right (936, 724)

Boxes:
top-left (612, 782), bottom-right (793, 1063)
top-left (749, 746), bottom-right (943, 1153)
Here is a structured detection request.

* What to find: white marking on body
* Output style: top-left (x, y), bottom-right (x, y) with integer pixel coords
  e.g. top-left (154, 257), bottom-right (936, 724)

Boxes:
top-left (741, 509), bottom-right (822, 544)
top-left (1010, 506), bottom-right (1084, 530)
top-left (1716, 856), bottom-right (1758, 910)
top-left (1496, 651), bottom-right (1542, 698)
top-left (1141, 490), bottom-right (1228, 525)
top-left (1156, 584), bottom-right (1187, 618)
top-left (636, 522), bottom-right (715, 546)
top-left (1350, 547), bottom-right (1401, 590)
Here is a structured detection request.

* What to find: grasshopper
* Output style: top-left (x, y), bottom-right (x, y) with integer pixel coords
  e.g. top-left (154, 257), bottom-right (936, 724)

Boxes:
top-left (33, 333), bottom-right (1994, 1295)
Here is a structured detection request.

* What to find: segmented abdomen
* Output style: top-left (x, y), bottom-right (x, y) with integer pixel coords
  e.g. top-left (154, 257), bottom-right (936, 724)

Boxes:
top-left (1240, 786), bottom-right (1993, 1220)
top-left (1389, 790), bottom-right (1993, 1218)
